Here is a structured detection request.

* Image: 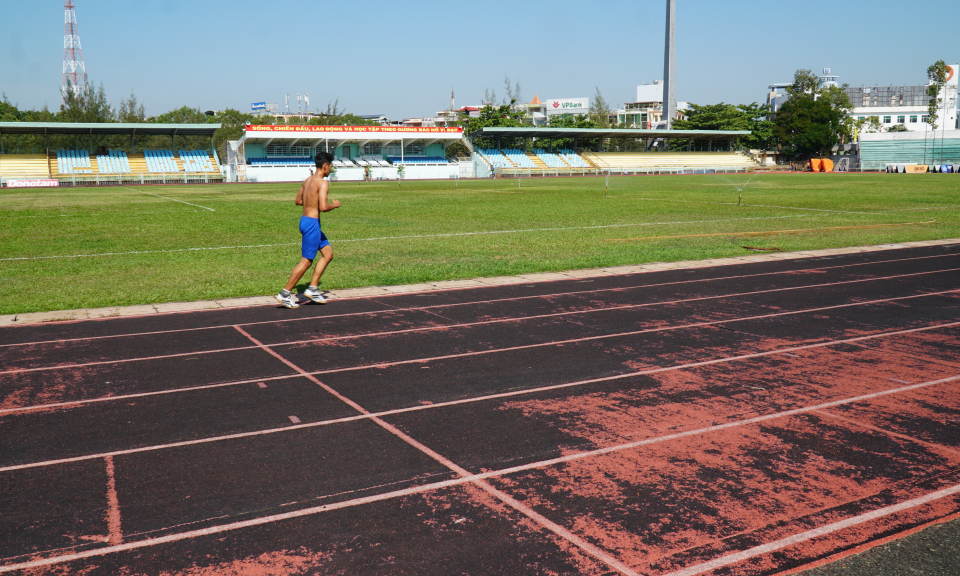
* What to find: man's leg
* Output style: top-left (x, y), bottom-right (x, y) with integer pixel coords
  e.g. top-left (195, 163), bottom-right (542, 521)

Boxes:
top-left (308, 246), bottom-right (333, 287)
top-left (284, 257), bottom-right (314, 291)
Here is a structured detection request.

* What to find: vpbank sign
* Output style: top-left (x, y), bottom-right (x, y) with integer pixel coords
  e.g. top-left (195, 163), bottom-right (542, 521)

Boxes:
top-left (547, 98), bottom-right (589, 115)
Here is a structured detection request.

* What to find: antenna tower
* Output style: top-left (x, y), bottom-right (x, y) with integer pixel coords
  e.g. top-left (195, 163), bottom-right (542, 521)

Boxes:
top-left (62, 0), bottom-right (88, 102)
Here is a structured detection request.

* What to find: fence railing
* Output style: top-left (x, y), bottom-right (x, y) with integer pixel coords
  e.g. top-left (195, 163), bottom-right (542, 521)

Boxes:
top-left (495, 165), bottom-right (751, 178)
top-left (0, 172), bottom-right (226, 187)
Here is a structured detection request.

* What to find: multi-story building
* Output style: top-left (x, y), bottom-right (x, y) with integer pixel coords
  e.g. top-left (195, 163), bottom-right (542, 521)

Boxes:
top-left (847, 64), bottom-right (958, 133)
top-left (767, 65), bottom-right (959, 133)
top-left (615, 82), bottom-right (687, 128)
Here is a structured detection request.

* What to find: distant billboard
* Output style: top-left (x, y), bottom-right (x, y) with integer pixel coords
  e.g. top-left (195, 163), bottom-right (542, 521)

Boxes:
top-left (546, 98), bottom-right (589, 115)
top-left (251, 102), bottom-right (267, 111)
top-left (636, 83), bottom-right (663, 103)
top-left (6, 179), bottom-right (59, 188)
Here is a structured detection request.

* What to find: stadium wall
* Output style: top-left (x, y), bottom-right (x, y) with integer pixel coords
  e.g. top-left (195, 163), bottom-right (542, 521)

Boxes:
top-left (859, 130), bottom-right (960, 170)
top-left (244, 164), bottom-right (459, 183)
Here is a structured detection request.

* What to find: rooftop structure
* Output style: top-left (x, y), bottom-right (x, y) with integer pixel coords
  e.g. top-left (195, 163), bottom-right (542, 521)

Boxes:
top-left (846, 64), bottom-right (958, 133)
top-left (767, 65), bottom-right (959, 133)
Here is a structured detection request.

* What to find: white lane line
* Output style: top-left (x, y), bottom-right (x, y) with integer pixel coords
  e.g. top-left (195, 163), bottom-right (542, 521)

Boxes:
top-left (4, 325), bottom-right (958, 472)
top-left (126, 188), bottom-right (215, 212)
top-left (233, 327), bottom-right (643, 575)
top-left (2, 273), bottom-right (956, 378)
top-left (5, 250), bottom-right (957, 348)
top-left (660, 482), bottom-right (960, 576)
top-left (0, 215), bottom-right (809, 262)
top-left (2, 373), bottom-right (957, 574)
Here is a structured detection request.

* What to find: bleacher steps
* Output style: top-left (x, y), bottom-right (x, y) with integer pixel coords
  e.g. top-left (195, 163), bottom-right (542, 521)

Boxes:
top-left (527, 152), bottom-right (548, 169)
top-left (0, 154), bottom-right (53, 178)
top-left (127, 153), bottom-right (149, 174)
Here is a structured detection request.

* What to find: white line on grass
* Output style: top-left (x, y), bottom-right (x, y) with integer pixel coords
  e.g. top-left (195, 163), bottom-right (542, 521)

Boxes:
top-left (638, 196), bottom-right (886, 215)
top-left (0, 214), bottom-right (809, 262)
top-left (0, 209), bottom-right (200, 220)
top-left (125, 187), bottom-right (215, 212)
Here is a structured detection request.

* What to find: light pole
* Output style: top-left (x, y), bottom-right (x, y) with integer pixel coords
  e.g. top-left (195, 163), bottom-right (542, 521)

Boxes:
top-left (662, 0), bottom-right (677, 130)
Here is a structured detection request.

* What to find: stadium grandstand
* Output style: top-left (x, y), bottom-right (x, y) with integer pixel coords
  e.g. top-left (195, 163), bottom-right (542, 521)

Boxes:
top-left (0, 122), bottom-right (222, 187)
top-left (860, 130), bottom-right (960, 172)
top-left (471, 127), bottom-right (757, 176)
top-left (229, 125), bottom-right (464, 182)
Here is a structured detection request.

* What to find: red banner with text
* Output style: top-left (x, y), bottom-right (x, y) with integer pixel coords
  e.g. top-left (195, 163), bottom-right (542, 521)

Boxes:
top-left (244, 125), bottom-right (462, 134)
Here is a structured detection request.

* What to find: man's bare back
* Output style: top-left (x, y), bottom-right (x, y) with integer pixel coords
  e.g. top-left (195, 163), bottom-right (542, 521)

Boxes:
top-left (295, 170), bottom-right (340, 218)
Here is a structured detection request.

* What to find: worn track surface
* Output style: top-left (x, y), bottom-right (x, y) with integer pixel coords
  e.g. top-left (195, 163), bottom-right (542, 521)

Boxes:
top-left (2, 244), bottom-right (959, 575)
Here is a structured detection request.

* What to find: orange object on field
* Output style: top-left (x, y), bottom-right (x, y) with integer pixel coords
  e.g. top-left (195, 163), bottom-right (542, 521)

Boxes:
top-left (821, 159), bottom-right (834, 172)
top-left (809, 159), bottom-right (822, 172)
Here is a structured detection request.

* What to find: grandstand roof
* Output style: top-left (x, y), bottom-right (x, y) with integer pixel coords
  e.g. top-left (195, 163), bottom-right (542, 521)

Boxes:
top-left (475, 127), bottom-right (751, 139)
top-left (0, 122), bottom-right (221, 137)
top-left (239, 125), bottom-right (463, 143)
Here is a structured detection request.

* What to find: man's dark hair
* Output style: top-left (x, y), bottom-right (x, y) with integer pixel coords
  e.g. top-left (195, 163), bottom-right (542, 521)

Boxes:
top-left (315, 151), bottom-right (334, 168)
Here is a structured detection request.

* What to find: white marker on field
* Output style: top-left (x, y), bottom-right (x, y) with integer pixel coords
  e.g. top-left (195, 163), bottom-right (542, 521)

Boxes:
top-left (126, 188), bottom-right (215, 212)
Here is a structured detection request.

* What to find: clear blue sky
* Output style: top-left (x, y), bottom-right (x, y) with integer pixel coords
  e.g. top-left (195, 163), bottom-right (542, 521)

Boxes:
top-left (1, 0), bottom-right (955, 119)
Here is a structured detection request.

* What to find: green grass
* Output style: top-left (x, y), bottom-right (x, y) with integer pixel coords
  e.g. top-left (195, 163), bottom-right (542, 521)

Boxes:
top-left (1, 173), bottom-right (958, 315)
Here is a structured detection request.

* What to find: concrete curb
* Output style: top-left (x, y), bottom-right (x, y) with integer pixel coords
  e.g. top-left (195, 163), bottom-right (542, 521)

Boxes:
top-left (2, 238), bottom-right (957, 328)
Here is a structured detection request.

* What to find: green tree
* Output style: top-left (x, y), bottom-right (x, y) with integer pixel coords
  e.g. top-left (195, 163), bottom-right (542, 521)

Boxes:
top-left (773, 69), bottom-right (851, 160)
top-left (671, 102), bottom-right (773, 150)
top-left (862, 116), bottom-right (883, 134)
top-left (444, 140), bottom-right (471, 160)
top-left (151, 106), bottom-right (214, 151)
top-left (786, 69), bottom-right (821, 97)
top-left (152, 105), bottom-right (210, 125)
top-left (926, 60), bottom-right (949, 131)
top-left (887, 124), bottom-right (909, 132)
top-left (535, 114), bottom-right (600, 151)
top-left (212, 108), bottom-right (258, 160)
top-left (926, 60), bottom-right (950, 164)
top-left (0, 94), bottom-right (21, 122)
top-left (503, 74), bottom-right (522, 105)
top-left (118, 92), bottom-right (146, 123)
top-left (589, 87), bottom-right (611, 128)
top-left (459, 103), bottom-right (527, 149)
top-left (772, 95), bottom-right (842, 160)
top-left (59, 82), bottom-right (115, 124)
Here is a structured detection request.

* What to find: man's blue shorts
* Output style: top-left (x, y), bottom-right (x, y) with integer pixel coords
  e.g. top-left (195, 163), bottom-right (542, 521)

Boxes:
top-left (299, 216), bottom-right (330, 260)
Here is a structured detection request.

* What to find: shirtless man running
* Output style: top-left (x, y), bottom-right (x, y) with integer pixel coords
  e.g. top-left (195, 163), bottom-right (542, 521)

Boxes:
top-left (276, 151), bottom-right (341, 308)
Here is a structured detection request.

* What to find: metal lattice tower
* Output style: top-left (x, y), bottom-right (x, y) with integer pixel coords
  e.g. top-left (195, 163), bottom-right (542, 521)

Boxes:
top-left (62, 0), bottom-right (88, 102)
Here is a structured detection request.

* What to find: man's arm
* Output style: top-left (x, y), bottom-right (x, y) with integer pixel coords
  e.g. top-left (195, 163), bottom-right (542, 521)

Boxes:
top-left (317, 180), bottom-right (341, 212)
top-left (294, 182), bottom-right (306, 206)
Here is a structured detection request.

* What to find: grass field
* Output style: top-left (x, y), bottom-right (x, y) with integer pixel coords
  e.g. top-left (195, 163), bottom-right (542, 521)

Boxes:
top-left (1, 172), bottom-right (958, 316)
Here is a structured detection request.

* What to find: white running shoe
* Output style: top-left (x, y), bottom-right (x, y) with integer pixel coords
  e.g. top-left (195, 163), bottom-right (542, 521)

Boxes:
top-left (303, 287), bottom-right (327, 304)
top-left (275, 292), bottom-right (300, 309)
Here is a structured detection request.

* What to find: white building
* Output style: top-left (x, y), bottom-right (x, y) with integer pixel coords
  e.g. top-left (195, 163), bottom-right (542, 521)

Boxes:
top-left (847, 64), bottom-right (958, 133)
top-left (615, 81), bottom-right (687, 128)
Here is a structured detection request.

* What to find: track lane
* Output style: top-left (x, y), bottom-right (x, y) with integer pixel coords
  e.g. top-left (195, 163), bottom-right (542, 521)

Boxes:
top-left (2, 246), bottom-right (957, 348)
top-left (3, 267), bottom-right (957, 374)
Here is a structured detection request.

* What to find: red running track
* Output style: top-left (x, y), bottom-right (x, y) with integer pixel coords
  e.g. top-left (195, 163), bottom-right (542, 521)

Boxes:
top-left (1, 244), bottom-right (959, 575)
